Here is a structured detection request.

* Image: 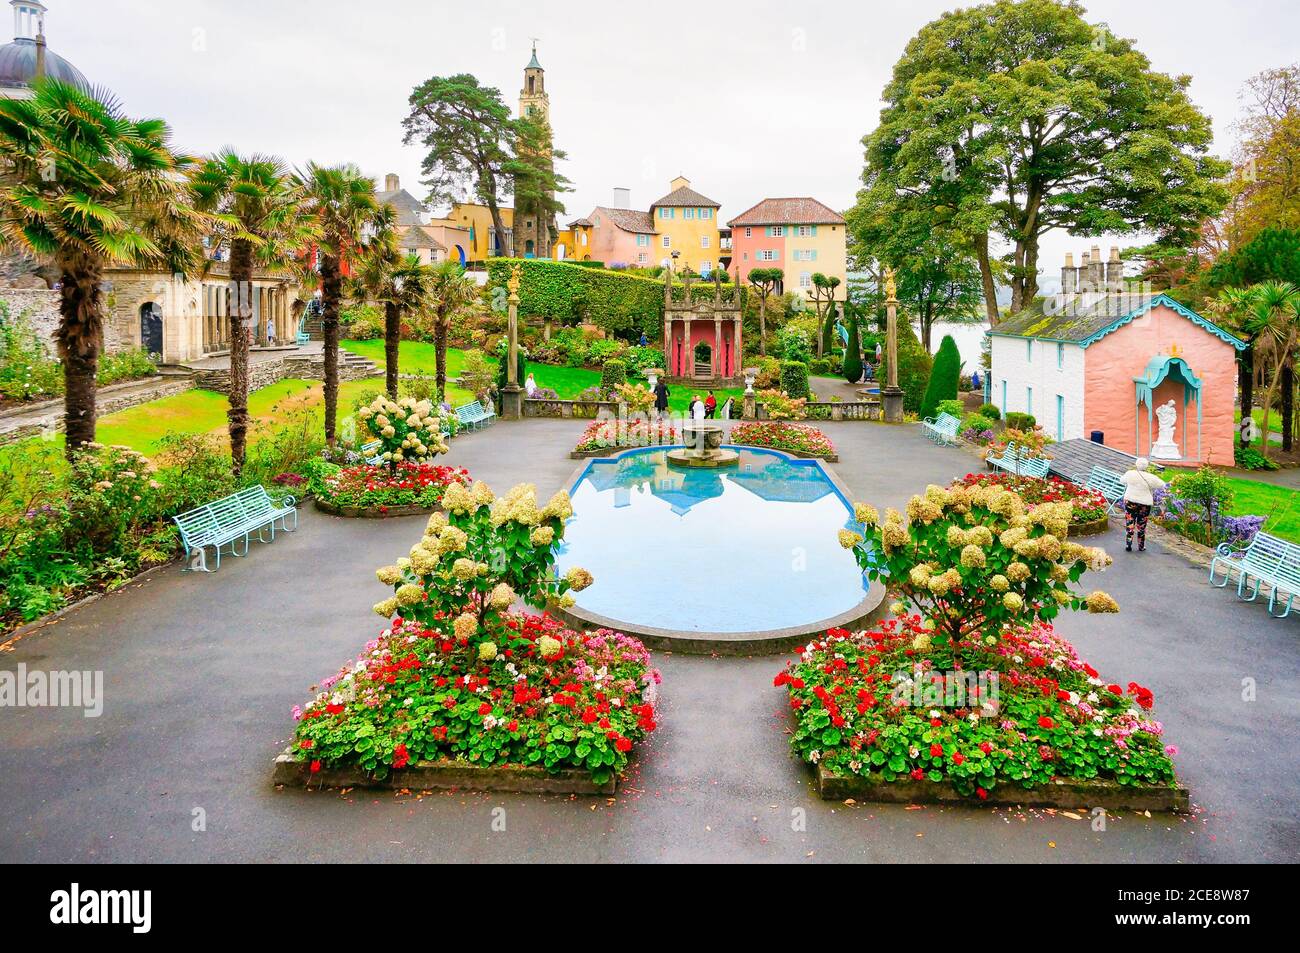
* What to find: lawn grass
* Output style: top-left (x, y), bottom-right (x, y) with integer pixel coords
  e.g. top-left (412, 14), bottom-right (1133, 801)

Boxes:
top-left (1224, 477), bottom-right (1300, 543)
top-left (1234, 406), bottom-right (1284, 446)
top-left (344, 339), bottom-right (744, 413)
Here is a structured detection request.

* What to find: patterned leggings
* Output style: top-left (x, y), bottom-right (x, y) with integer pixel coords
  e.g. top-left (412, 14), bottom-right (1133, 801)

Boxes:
top-left (1125, 501), bottom-right (1152, 549)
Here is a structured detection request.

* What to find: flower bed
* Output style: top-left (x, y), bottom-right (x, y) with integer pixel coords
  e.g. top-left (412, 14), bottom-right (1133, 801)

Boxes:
top-left (311, 462), bottom-right (470, 517)
top-left (572, 417), bottom-right (678, 456)
top-left (776, 616), bottom-right (1182, 806)
top-left (730, 421), bottom-right (836, 460)
top-left (286, 479), bottom-right (660, 790)
top-left (951, 471), bottom-right (1108, 530)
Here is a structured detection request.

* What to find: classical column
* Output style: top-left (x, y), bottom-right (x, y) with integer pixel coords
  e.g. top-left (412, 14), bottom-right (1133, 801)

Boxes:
top-left (732, 315), bottom-right (741, 381)
top-left (882, 267), bottom-right (905, 423)
top-left (713, 318), bottom-right (722, 381)
top-left (501, 263), bottom-right (524, 419)
top-left (663, 314), bottom-right (671, 376)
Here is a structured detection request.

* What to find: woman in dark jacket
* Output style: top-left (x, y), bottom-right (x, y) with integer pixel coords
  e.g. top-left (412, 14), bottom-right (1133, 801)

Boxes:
top-left (653, 380), bottom-right (670, 413)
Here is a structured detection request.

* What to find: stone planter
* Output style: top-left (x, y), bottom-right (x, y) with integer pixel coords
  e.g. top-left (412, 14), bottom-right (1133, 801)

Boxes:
top-left (814, 764), bottom-right (1190, 813)
top-left (314, 498), bottom-right (441, 519)
top-left (1067, 515), bottom-right (1109, 537)
top-left (272, 749), bottom-right (617, 795)
top-left (731, 441), bottom-right (838, 463)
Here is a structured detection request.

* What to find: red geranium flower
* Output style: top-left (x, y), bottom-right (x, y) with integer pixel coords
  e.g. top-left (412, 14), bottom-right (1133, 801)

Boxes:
top-left (1038, 716), bottom-right (1055, 729)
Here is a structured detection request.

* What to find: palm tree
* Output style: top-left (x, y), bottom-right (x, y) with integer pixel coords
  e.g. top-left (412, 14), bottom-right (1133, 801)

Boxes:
top-left (1221, 281), bottom-right (1300, 461)
top-left (298, 163), bottom-right (385, 446)
top-left (191, 151), bottom-right (308, 474)
top-left (348, 229), bottom-right (435, 398)
top-left (425, 261), bottom-right (479, 401)
top-left (0, 80), bottom-right (204, 456)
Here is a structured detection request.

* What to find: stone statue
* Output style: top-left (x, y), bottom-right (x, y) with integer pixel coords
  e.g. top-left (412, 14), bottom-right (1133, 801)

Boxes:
top-left (1151, 399), bottom-right (1180, 460)
top-left (883, 266), bottom-right (897, 302)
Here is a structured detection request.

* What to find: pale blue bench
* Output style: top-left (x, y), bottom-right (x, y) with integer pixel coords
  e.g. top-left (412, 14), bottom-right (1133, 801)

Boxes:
top-left (1209, 530), bottom-right (1300, 618)
top-left (922, 411), bottom-right (961, 446)
top-left (455, 400), bottom-right (496, 430)
top-left (359, 439), bottom-right (384, 466)
top-left (1084, 465), bottom-right (1126, 514)
top-left (173, 485), bottom-right (297, 572)
top-left (987, 442), bottom-right (1049, 477)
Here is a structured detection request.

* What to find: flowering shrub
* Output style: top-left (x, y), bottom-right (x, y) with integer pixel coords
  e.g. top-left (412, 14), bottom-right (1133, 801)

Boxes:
top-left (839, 483), bottom-right (1117, 655)
top-left (292, 479), bottom-right (661, 783)
top-left (990, 425), bottom-right (1053, 458)
top-left (730, 421), bottom-right (835, 457)
top-left (292, 612), bottom-right (659, 784)
top-left (613, 382), bottom-right (656, 413)
top-left (312, 462), bottom-right (470, 510)
top-left (574, 417), bottom-right (678, 452)
top-left (775, 616), bottom-right (1177, 798)
top-left (961, 425), bottom-right (996, 446)
top-left (756, 388), bottom-right (806, 421)
top-left (1155, 472), bottom-right (1263, 549)
top-left (355, 394), bottom-right (449, 466)
top-left (951, 472), bottom-right (1109, 525)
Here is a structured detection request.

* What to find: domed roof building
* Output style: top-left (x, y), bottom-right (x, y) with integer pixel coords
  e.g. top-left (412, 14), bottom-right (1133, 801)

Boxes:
top-left (0, 1), bottom-right (88, 98)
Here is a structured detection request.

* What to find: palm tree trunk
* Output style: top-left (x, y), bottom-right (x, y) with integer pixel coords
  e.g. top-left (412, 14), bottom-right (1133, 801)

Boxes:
top-left (435, 310), bottom-right (448, 403)
top-left (321, 253), bottom-right (343, 446)
top-left (384, 301), bottom-right (400, 398)
top-left (227, 238), bottom-right (253, 475)
top-left (55, 253), bottom-right (104, 458)
top-left (1257, 329), bottom-right (1298, 461)
top-left (1281, 358), bottom-right (1293, 453)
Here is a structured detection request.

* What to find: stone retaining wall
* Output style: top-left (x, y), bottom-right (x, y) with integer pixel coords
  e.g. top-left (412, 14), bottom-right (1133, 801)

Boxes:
top-left (0, 374), bottom-right (195, 445)
top-left (0, 288), bottom-right (60, 345)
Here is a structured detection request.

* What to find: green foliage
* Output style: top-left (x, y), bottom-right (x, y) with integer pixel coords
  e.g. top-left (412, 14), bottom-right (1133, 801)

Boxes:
top-left (1167, 466), bottom-right (1234, 529)
top-left (599, 358), bottom-right (627, 395)
top-left (936, 399), bottom-right (965, 419)
top-left (486, 258), bottom-right (664, 338)
top-left (1208, 228), bottom-right (1300, 290)
top-left (0, 303), bottom-right (61, 401)
top-left (776, 325), bottom-right (813, 364)
top-left (1234, 445), bottom-right (1279, 471)
top-left (1004, 412), bottom-right (1037, 431)
top-left (340, 304), bottom-right (384, 339)
top-left (492, 337), bottom-right (527, 404)
top-left (842, 312), bottom-right (863, 383)
top-left (919, 334), bottom-right (961, 418)
top-left (878, 319), bottom-right (933, 413)
top-left (977, 403), bottom-right (1001, 421)
top-left (458, 348), bottom-right (494, 398)
top-left (779, 360), bottom-right (810, 399)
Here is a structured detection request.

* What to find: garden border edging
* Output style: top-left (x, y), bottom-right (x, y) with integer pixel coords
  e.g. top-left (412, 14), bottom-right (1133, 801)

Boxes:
top-left (314, 498), bottom-right (441, 519)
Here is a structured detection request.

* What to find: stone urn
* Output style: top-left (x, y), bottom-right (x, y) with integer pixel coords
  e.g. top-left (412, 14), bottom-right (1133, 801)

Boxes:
top-left (669, 421), bottom-right (738, 468)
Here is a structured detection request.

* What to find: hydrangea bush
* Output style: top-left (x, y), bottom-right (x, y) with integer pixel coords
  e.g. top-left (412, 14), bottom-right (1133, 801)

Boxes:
top-left (356, 395), bottom-right (449, 467)
top-left (839, 482), bottom-right (1118, 655)
top-left (951, 472), bottom-right (1109, 525)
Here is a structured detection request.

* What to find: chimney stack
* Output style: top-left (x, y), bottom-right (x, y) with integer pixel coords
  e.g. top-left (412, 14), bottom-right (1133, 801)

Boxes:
top-left (1062, 252), bottom-right (1076, 294)
top-left (384, 173), bottom-right (400, 192)
top-left (612, 187), bottom-right (630, 209)
top-left (1106, 246), bottom-right (1123, 293)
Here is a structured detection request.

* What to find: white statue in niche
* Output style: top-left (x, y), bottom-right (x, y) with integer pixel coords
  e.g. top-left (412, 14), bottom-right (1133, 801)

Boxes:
top-left (1151, 398), bottom-right (1181, 460)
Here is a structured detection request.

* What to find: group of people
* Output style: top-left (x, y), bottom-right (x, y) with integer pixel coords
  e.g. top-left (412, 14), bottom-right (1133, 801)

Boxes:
top-left (651, 380), bottom-right (719, 419)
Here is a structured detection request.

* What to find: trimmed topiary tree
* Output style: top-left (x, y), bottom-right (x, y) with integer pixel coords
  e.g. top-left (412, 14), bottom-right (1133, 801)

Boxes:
top-left (919, 334), bottom-right (961, 419)
top-left (780, 359), bottom-right (810, 399)
top-left (600, 358), bottom-right (628, 395)
top-left (842, 312), bottom-right (863, 384)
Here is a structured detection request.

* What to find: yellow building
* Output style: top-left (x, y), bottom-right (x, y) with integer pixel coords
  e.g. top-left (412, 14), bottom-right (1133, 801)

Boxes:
top-left (649, 176), bottom-right (721, 274)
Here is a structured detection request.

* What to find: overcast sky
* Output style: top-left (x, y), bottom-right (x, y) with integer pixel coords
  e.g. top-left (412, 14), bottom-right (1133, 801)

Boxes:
top-left (48, 0), bottom-right (1300, 288)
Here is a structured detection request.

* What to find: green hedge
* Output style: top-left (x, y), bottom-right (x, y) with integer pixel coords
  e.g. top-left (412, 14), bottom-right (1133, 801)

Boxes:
top-left (780, 360), bottom-right (810, 399)
top-left (486, 258), bottom-right (665, 339)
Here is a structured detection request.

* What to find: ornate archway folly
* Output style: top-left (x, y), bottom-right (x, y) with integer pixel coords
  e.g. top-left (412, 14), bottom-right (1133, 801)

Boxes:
top-left (1133, 354), bottom-right (1203, 462)
top-left (662, 269), bottom-right (744, 386)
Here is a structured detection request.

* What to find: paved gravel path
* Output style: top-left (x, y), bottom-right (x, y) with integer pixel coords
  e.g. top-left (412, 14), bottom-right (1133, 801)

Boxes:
top-left (1, 419), bottom-right (1295, 862)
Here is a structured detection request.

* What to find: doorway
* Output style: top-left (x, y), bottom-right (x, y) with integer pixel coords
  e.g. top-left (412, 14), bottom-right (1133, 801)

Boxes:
top-left (139, 302), bottom-right (163, 358)
top-left (693, 341), bottom-right (712, 378)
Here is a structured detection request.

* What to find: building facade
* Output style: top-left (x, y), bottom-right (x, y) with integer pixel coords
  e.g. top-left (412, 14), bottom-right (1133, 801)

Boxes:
top-left (512, 43), bottom-right (558, 260)
top-left (988, 249), bottom-right (1246, 465)
top-left (727, 197), bottom-right (847, 299)
top-left (649, 177), bottom-right (721, 274)
top-left (0, 0), bottom-right (86, 99)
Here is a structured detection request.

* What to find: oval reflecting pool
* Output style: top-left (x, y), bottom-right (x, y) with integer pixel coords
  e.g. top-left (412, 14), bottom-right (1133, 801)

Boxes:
top-left (556, 447), bottom-right (870, 634)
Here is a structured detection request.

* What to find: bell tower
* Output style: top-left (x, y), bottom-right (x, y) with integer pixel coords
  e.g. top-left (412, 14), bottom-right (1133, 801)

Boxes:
top-left (514, 40), bottom-right (556, 259)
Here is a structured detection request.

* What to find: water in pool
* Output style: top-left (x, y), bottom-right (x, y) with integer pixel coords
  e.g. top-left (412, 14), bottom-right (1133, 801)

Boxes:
top-left (556, 447), bottom-right (869, 633)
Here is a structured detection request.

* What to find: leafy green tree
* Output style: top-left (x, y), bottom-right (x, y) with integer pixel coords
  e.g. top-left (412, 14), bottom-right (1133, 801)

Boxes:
top-left (842, 311), bottom-right (863, 384)
top-left (747, 267), bottom-right (783, 355)
top-left (1219, 281), bottom-right (1300, 461)
top-left (809, 273), bottom-right (841, 356)
top-left (861, 0), bottom-right (1228, 321)
top-left (403, 74), bottom-right (517, 257)
top-left (919, 334), bottom-right (962, 419)
top-left (299, 163), bottom-right (387, 446)
top-left (349, 230), bottom-right (438, 399)
top-left (192, 151), bottom-right (308, 473)
top-left (506, 113), bottom-right (572, 257)
top-left (0, 80), bottom-right (204, 456)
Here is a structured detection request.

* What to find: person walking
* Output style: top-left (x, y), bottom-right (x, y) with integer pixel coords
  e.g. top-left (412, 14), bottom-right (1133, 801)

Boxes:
top-left (653, 379), bottom-right (670, 415)
top-left (704, 390), bottom-right (717, 419)
top-left (1120, 457), bottom-right (1165, 552)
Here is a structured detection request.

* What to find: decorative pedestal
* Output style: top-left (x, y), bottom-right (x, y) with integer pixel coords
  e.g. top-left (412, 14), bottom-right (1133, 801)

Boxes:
top-left (882, 386), bottom-right (905, 423)
top-left (668, 421), bottom-right (739, 468)
top-left (500, 383), bottom-right (523, 420)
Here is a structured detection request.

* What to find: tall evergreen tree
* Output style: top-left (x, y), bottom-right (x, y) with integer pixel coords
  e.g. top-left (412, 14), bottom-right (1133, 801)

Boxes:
top-left (919, 335), bottom-right (961, 419)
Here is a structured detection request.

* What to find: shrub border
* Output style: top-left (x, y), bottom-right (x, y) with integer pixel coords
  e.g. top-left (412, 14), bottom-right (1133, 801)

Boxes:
top-left (271, 748), bottom-right (617, 795)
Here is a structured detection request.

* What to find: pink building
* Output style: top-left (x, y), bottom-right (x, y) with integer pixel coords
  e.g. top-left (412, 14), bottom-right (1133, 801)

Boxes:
top-left (586, 205), bottom-right (657, 268)
top-left (989, 277), bottom-right (1246, 466)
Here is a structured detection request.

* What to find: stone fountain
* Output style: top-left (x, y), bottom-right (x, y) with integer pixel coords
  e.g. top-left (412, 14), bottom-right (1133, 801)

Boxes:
top-left (667, 421), bottom-right (739, 468)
